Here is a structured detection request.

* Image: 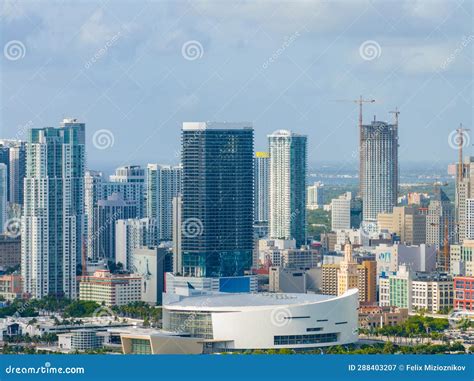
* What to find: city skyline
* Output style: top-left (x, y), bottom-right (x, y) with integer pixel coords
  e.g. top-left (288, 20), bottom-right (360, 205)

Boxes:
top-left (1, 1), bottom-right (472, 170)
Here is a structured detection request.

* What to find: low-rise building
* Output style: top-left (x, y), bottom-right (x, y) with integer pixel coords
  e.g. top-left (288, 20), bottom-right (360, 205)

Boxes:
top-left (379, 266), bottom-right (453, 313)
top-left (358, 305), bottom-right (409, 328)
top-left (450, 241), bottom-right (474, 276)
top-left (79, 270), bottom-right (142, 307)
top-left (454, 276), bottom-right (474, 311)
top-left (0, 234), bottom-right (21, 270)
top-left (0, 273), bottom-right (22, 300)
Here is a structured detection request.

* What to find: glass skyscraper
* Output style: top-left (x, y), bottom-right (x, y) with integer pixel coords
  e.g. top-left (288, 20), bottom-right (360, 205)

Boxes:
top-left (181, 122), bottom-right (254, 277)
top-left (268, 130), bottom-right (307, 247)
top-left (22, 119), bottom-right (85, 299)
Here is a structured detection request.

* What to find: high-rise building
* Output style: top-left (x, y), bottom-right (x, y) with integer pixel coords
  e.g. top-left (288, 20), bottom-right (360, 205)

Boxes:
top-left (8, 142), bottom-right (26, 206)
top-left (108, 165), bottom-right (146, 218)
top-left (85, 166), bottom-right (145, 261)
top-left (268, 130), bottom-right (307, 247)
top-left (254, 152), bottom-right (270, 224)
top-left (115, 217), bottom-right (157, 270)
top-left (360, 120), bottom-right (398, 221)
top-left (337, 241), bottom-right (358, 296)
top-left (0, 164), bottom-right (7, 232)
top-left (22, 119), bottom-right (85, 299)
top-left (181, 122), bottom-right (254, 277)
top-left (426, 188), bottom-right (455, 270)
top-left (456, 156), bottom-right (474, 243)
top-left (331, 192), bottom-right (352, 231)
top-left (172, 195), bottom-right (182, 274)
top-left (95, 193), bottom-right (137, 261)
top-left (377, 206), bottom-right (426, 245)
top-left (0, 144), bottom-right (9, 202)
top-left (146, 164), bottom-right (182, 241)
top-left (307, 181), bottom-right (324, 210)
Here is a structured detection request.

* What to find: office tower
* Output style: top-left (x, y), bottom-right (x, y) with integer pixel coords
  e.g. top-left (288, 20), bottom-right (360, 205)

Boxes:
top-left (181, 122), bottom-right (254, 277)
top-left (254, 152), bottom-right (270, 223)
top-left (146, 164), bottom-right (182, 241)
top-left (360, 120), bottom-right (398, 221)
top-left (22, 118), bottom-right (85, 299)
top-left (115, 217), bottom-right (157, 270)
top-left (377, 206), bottom-right (426, 245)
top-left (456, 156), bottom-right (474, 243)
top-left (331, 192), bottom-right (352, 231)
top-left (337, 241), bottom-right (358, 296)
top-left (426, 188), bottom-right (455, 248)
top-left (8, 142), bottom-right (26, 205)
top-left (172, 195), bottom-right (182, 274)
top-left (0, 164), bottom-right (7, 232)
top-left (268, 130), bottom-right (307, 247)
top-left (94, 193), bottom-right (137, 261)
top-left (307, 181), bottom-right (324, 210)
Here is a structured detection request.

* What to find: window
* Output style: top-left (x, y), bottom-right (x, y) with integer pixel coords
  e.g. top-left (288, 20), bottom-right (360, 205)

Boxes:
top-left (335, 321), bottom-right (347, 325)
top-left (274, 333), bottom-right (338, 346)
top-left (306, 327), bottom-right (323, 332)
top-left (131, 339), bottom-right (151, 354)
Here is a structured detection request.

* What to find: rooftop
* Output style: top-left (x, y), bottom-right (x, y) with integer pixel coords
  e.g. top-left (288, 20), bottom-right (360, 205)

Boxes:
top-left (164, 289), bottom-right (357, 311)
top-left (182, 122), bottom-right (252, 131)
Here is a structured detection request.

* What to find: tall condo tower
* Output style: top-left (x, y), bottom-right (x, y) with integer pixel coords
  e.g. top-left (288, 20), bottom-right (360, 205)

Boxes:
top-left (22, 118), bottom-right (85, 299)
top-left (360, 120), bottom-right (398, 221)
top-left (146, 164), bottom-right (182, 241)
top-left (254, 151), bottom-right (270, 224)
top-left (181, 122), bottom-right (254, 277)
top-left (268, 130), bottom-right (307, 247)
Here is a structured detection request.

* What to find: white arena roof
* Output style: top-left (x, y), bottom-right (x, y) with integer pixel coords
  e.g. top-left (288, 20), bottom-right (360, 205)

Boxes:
top-left (164, 289), bottom-right (357, 311)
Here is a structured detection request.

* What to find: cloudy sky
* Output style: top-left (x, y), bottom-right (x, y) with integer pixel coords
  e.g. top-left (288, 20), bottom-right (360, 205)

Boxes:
top-left (1, 0), bottom-right (472, 171)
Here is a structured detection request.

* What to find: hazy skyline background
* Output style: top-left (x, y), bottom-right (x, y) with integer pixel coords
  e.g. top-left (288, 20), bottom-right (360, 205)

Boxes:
top-left (1, 0), bottom-right (472, 172)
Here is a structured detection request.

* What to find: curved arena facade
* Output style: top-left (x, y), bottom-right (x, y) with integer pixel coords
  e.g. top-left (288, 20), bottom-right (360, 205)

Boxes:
top-left (162, 289), bottom-right (359, 351)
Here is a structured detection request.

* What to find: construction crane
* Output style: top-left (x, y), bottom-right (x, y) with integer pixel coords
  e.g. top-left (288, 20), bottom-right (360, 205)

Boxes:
top-left (389, 107), bottom-right (400, 128)
top-left (333, 96), bottom-right (376, 195)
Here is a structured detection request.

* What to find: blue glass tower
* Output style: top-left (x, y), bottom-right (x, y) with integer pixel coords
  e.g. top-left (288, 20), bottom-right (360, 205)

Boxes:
top-left (181, 122), bottom-right (254, 277)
